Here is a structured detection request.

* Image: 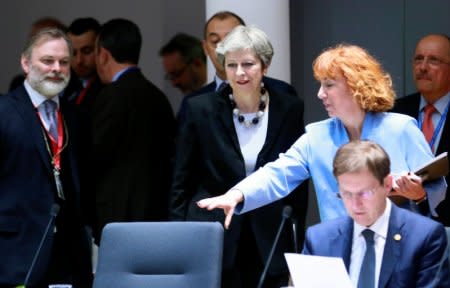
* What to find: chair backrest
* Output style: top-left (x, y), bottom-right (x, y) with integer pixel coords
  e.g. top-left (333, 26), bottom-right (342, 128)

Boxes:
top-left (93, 221), bottom-right (224, 288)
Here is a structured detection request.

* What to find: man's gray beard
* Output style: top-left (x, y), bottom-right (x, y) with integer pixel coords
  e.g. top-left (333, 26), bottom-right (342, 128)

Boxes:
top-left (28, 65), bottom-right (70, 98)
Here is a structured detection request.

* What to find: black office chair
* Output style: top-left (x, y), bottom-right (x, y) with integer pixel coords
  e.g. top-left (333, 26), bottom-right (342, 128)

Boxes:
top-left (93, 222), bottom-right (223, 288)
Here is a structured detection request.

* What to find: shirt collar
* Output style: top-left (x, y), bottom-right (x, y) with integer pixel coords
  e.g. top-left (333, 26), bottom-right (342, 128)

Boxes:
top-left (112, 66), bottom-right (139, 82)
top-left (419, 92), bottom-right (450, 114)
top-left (80, 78), bottom-right (89, 88)
top-left (24, 79), bottom-right (60, 108)
top-left (214, 75), bottom-right (227, 91)
top-left (353, 198), bottom-right (391, 240)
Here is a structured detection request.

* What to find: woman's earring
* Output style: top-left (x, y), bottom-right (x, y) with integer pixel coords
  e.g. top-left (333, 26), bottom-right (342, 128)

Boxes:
top-left (260, 81), bottom-right (266, 95)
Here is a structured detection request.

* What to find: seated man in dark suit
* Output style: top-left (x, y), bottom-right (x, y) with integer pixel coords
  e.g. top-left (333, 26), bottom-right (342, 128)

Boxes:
top-left (392, 34), bottom-right (450, 225)
top-left (177, 10), bottom-right (298, 123)
top-left (303, 140), bottom-right (450, 288)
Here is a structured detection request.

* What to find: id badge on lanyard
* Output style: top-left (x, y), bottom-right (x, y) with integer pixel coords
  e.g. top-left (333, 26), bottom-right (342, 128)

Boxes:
top-left (39, 109), bottom-right (67, 200)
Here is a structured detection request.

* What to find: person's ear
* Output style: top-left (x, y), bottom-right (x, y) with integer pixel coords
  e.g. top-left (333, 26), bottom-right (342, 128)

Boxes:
top-left (21, 55), bottom-right (30, 74)
top-left (97, 47), bottom-right (110, 66)
top-left (202, 40), bottom-right (211, 56)
top-left (262, 64), bottom-right (269, 75)
top-left (383, 175), bottom-right (393, 193)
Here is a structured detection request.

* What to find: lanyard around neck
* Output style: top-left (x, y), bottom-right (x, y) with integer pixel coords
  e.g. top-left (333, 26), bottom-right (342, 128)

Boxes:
top-left (38, 110), bottom-right (68, 170)
top-left (418, 101), bottom-right (450, 152)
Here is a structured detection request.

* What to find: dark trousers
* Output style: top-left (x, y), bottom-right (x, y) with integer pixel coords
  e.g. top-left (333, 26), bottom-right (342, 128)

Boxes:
top-left (222, 217), bottom-right (289, 288)
top-left (32, 227), bottom-right (92, 288)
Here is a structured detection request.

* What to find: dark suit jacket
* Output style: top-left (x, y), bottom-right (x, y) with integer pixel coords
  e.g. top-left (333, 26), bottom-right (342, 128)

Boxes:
top-left (0, 85), bottom-right (91, 286)
top-left (92, 68), bottom-right (175, 242)
top-left (303, 204), bottom-right (450, 287)
top-left (62, 74), bottom-right (104, 113)
top-left (61, 73), bottom-right (103, 228)
top-left (170, 84), bottom-right (308, 275)
top-left (177, 76), bottom-right (298, 124)
top-left (392, 92), bottom-right (450, 225)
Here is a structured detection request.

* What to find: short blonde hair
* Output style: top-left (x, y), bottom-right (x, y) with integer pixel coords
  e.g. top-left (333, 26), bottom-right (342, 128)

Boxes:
top-left (313, 44), bottom-right (395, 112)
top-left (216, 25), bottom-right (273, 68)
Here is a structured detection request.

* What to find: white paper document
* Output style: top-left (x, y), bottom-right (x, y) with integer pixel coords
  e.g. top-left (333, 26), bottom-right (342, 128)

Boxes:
top-left (284, 253), bottom-right (354, 288)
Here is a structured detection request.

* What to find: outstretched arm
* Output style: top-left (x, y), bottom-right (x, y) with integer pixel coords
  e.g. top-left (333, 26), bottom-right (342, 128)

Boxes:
top-left (197, 189), bottom-right (244, 229)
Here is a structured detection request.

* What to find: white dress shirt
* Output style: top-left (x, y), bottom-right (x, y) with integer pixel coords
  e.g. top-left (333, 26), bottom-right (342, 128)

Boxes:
top-left (24, 80), bottom-right (60, 132)
top-left (234, 98), bottom-right (269, 176)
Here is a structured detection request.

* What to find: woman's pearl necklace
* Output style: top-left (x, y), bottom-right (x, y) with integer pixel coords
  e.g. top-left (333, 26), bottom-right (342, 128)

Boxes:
top-left (229, 93), bottom-right (268, 127)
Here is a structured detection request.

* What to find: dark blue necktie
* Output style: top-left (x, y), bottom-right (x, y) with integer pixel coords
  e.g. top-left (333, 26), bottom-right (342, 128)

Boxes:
top-left (358, 229), bottom-right (375, 288)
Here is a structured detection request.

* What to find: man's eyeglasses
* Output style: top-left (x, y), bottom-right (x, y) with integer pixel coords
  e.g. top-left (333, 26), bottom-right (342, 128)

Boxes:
top-left (165, 63), bottom-right (190, 81)
top-left (337, 189), bottom-right (376, 201)
top-left (413, 55), bottom-right (450, 67)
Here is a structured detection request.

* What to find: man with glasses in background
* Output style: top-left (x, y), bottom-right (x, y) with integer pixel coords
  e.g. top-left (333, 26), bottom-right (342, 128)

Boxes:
top-left (159, 33), bottom-right (207, 102)
top-left (303, 140), bottom-right (450, 288)
top-left (392, 34), bottom-right (450, 225)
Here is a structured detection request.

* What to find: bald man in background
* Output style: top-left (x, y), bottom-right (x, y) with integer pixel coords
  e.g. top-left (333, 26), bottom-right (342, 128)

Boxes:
top-left (392, 34), bottom-right (450, 225)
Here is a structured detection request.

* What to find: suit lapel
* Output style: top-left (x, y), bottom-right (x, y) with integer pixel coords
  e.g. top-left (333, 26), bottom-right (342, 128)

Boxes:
top-left (11, 86), bottom-right (53, 173)
top-left (402, 92), bottom-right (449, 155)
top-left (256, 89), bottom-right (285, 166)
top-left (329, 218), bottom-right (353, 271)
top-left (436, 108), bottom-right (450, 155)
top-left (59, 99), bottom-right (80, 194)
top-left (378, 205), bottom-right (403, 288)
top-left (338, 217), bottom-right (353, 272)
top-left (216, 89), bottom-right (241, 155)
top-left (407, 93), bottom-right (421, 118)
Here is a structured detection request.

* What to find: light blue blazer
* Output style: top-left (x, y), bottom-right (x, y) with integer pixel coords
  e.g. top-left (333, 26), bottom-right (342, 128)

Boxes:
top-left (235, 112), bottom-right (446, 221)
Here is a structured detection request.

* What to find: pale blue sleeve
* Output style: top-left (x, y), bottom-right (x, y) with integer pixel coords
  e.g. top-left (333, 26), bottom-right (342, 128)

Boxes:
top-left (234, 133), bottom-right (311, 214)
top-left (402, 118), bottom-right (447, 215)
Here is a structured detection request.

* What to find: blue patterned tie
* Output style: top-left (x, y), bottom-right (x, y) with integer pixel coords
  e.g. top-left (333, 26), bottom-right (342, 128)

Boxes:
top-left (43, 100), bottom-right (58, 141)
top-left (358, 229), bottom-right (375, 288)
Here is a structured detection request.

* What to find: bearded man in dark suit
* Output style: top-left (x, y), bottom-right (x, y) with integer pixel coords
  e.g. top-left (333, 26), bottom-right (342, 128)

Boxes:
top-left (0, 28), bottom-right (91, 287)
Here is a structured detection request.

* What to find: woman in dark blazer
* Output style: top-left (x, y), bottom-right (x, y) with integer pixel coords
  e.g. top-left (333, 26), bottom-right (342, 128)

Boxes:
top-left (170, 25), bottom-right (308, 288)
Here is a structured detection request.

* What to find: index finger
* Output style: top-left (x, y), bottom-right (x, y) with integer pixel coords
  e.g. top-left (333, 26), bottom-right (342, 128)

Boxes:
top-left (224, 207), bottom-right (234, 229)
